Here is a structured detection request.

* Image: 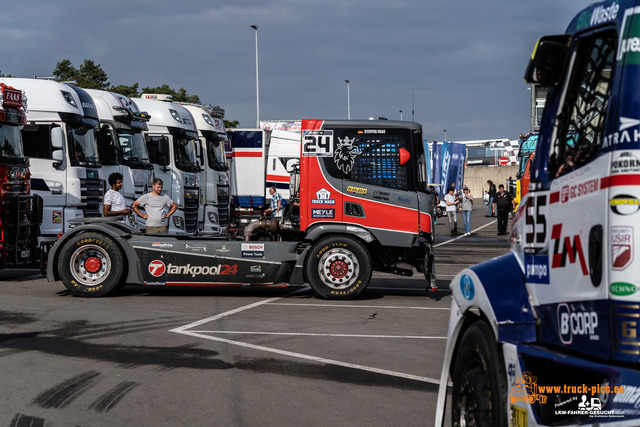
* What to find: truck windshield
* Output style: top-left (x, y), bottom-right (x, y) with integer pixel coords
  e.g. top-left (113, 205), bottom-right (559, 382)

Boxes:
top-left (174, 138), bottom-right (199, 172)
top-left (117, 130), bottom-right (150, 164)
top-left (207, 138), bottom-right (228, 171)
top-left (67, 126), bottom-right (99, 165)
top-left (0, 123), bottom-right (25, 158)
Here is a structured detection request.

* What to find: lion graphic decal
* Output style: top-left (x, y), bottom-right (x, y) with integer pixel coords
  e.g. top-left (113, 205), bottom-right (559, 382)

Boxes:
top-left (334, 137), bottom-right (362, 174)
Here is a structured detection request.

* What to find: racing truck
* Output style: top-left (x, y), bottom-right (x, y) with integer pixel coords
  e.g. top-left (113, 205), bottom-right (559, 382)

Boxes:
top-left (45, 119), bottom-right (436, 300)
top-left (436, 1), bottom-right (640, 426)
top-left (0, 82), bottom-right (41, 268)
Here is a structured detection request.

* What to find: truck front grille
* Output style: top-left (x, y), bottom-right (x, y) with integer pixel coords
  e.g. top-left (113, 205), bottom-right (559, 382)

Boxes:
top-left (184, 190), bottom-right (199, 234)
top-left (80, 178), bottom-right (104, 217)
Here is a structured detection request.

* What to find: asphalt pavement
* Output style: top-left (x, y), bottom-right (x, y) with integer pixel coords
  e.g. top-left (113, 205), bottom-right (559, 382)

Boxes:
top-left (0, 205), bottom-right (510, 427)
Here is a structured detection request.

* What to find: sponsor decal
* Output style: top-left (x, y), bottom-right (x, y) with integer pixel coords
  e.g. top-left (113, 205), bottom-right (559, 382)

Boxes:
top-left (611, 151), bottom-right (640, 174)
top-left (601, 118), bottom-right (640, 148)
top-left (145, 281), bottom-right (166, 286)
top-left (372, 191), bottom-right (390, 201)
top-left (2, 87), bottom-right (22, 108)
top-left (613, 385), bottom-right (640, 408)
top-left (525, 255), bottom-right (550, 284)
top-left (165, 263), bottom-right (238, 277)
top-left (302, 130), bottom-right (333, 157)
top-left (397, 196), bottom-right (411, 205)
top-left (216, 245), bottom-right (230, 252)
top-left (551, 224), bottom-right (588, 275)
top-left (609, 195), bottom-right (640, 215)
top-left (460, 274), bottom-right (474, 300)
top-left (250, 265), bottom-right (262, 273)
top-left (576, 1), bottom-right (619, 30)
top-left (246, 274), bottom-right (266, 278)
top-left (611, 282), bottom-right (638, 296)
top-left (618, 6), bottom-right (640, 63)
top-left (346, 186), bottom-right (367, 194)
top-left (557, 303), bottom-right (599, 344)
top-left (611, 226), bottom-right (633, 270)
top-left (152, 242), bottom-right (173, 248)
top-left (316, 188), bottom-right (331, 199)
top-left (242, 243), bottom-right (264, 258)
top-left (312, 208), bottom-right (335, 218)
top-left (362, 129), bottom-right (386, 134)
top-left (560, 178), bottom-right (599, 203)
top-left (52, 211), bottom-right (62, 224)
top-left (311, 187), bottom-right (335, 205)
top-left (334, 136), bottom-right (362, 174)
top-left (149, 260), bottom-right (166, 277)
top-left (612, 301), bottom-right (640, 358)
top-left (186, 244), bottom-right (207, 252)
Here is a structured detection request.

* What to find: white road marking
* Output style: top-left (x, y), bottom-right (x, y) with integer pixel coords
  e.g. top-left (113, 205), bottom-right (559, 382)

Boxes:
top-left (268, 303), bottom-right (449, 310)
top-left (434, 220), bottom-right (497, 248)
top-left (189, 331), bottom-right (447, 339)
top-left (170, 287), bottom-right (449, 386)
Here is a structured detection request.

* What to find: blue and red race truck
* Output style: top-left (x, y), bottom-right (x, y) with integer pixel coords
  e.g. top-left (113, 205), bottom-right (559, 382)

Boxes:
top-left (46, 119), bottom-right (436, 299)
top-left (436, 1), bottom-right (640, 425)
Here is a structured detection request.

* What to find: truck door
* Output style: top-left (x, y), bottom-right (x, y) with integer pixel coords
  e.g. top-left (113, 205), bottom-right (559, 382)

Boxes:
top-left (527, 27), bottom-right (618, 359)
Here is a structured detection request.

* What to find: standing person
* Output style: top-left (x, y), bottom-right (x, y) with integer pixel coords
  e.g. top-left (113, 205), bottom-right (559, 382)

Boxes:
top-left (492, 184), bottom-right (515, 235)
top-left (460, 186), bottom-right (474, 236)
top-left (264, 186), bottom-right (284, 218)
top-left (132, 178), bottom-right (177, 234)
top-left (444, 187), bottom-right (460, 237)
top-left (427, 185), bottom-right (439, 224)
top-left (486, 180), bottom-right (497, 217)
top-left (103, 172), bottom-right (131, 223)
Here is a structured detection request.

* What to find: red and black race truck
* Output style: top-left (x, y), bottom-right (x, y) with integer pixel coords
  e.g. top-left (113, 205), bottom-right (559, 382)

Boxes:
top-left (46, 119), bottom-right (435, 299)
top-left (0, 83), bottom-right (41, 269)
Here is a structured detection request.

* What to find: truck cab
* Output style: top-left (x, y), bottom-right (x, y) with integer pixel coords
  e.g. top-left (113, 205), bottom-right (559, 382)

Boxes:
top-left (86, 89), bottom-right (153, 230)
top-left (178, 103), bottom-right (229, 236)
top-left (0, 78), bottom-right (103, 245)
top-left (133, 95), bottom-right (201, 235)
top-left (436, 2), bottom-right (640, 425)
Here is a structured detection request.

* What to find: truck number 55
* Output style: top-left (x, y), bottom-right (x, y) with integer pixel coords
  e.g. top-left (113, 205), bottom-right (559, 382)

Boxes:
top-left (525, 195), bottom-right (547, 245)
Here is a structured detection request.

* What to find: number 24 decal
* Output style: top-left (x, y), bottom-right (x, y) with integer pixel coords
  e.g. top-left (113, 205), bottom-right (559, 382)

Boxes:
top-left (525, 195), bottom-right (547, 245)
top-left (302, 130), bottom-right (333, 157)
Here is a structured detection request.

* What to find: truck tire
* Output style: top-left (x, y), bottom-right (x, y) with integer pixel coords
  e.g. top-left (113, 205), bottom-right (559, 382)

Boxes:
top-left (305, 236), bottom-right (372, 299)
top-left (452, 321), bottom-right (507, 427)
top-left (58, 232), bottom-right (124, 297)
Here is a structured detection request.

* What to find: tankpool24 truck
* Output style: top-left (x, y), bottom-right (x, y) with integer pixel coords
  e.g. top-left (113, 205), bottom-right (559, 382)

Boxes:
top-left (0, 78), bottom-right (103, 248)
top-left (86, 89), bottom-right (153, 230)
top-left (0, 82), bottom-right (41, 268)
top-left (45, 119), bottom-right (436, 299)
top-left (133, 95), bottom-right (201, 235)
top-left (178, 103), bottom-right (229, 235)
top-left (436, 2), bottom-right (640, 425)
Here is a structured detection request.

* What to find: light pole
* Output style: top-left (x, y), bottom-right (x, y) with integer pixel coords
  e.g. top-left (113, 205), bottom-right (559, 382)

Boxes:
top-left (399, 110), bottom-right (403, 121)
top-left (251, 25), bottom-right (259, 128)
top-left (444, 129), bottom-right (447, 142)
top-left (345, 80), bottom-right (350, 120)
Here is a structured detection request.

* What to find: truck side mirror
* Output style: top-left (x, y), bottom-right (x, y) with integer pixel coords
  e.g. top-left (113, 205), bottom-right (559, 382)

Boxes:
top-left (158, 137), bottom-right (168, 155)
top-left (52, 150), bottom-right (64, 161)
top-left (51, 126), bottom-right (64, 149)
top-left (524, 35), bottom-right (571, 86)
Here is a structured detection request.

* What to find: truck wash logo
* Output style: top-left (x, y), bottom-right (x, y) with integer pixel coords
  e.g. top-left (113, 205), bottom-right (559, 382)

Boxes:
top-left (551, 224), bottom-right (588, 275)
top-left (149, 260), bottom-right (166, 277)
top-left (165, 263), bottom-right (238, 277)
top-left (312, 188), bottom-right (335, 205)
top-left (618, 7), bottom-right (640, 63)
top-left (611, 226), bottom-right (633, 270)
top-left (609, 195), bottom-right (640, 215)
top-left (334, 136), bottom-right (361, 174)
top-left (557, 303), bottom-right (599, 344)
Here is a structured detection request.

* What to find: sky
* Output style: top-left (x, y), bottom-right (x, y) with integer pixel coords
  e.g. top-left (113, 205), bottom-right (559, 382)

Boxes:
top-left (1, 0), bottom-right (593, 142)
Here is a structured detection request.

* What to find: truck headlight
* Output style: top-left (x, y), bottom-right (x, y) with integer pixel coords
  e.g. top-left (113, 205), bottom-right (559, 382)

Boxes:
top-left (184, 189), bottom-right (199, 200)
top-left (173, 217), bottom-right (185, 230)
top-left (217, 188), bottom-right (229, 198)
top-left (208, 212), bottom-right (219, 224)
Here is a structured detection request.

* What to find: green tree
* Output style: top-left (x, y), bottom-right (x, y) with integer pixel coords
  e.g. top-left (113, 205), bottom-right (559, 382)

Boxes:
top-left (0, 71), bottom-right (14, 77)
top-left (52, 59), bottom-right (78, 81)
top-left (224, 119), bottom-right (239, 128)
top-left (77, 60), bottom-right (109, 90)
top-left (110, 83), bottom-right (140, 98)
top-left (140, 84), bottom-right (200, 103)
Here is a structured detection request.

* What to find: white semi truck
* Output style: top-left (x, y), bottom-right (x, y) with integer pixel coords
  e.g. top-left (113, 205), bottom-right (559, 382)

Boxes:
top-left (178, 103), bottom-right (229, 235)
top-left (0, 78), bottom-right (103, 247)
top-left (133, 95), bottom-right (200, 235)
top-left (86, 89), bottom-right (154, 229)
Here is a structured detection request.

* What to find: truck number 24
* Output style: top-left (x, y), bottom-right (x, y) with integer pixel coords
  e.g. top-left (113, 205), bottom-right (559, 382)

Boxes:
top-left (302, 130), bottom-right (334, 157)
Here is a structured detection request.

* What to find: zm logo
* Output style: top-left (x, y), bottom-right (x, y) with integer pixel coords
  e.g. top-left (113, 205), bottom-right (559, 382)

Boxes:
top-left (551, 224), bottom-right (588, 275)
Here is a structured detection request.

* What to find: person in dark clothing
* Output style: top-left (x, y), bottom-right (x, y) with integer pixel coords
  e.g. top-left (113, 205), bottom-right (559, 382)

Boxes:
top-left (492, 184), bottom-right (515, 235)
top-left (427, 185), bottom-right (440, 224)
top-left (486, 180), bottom-right (497, 217)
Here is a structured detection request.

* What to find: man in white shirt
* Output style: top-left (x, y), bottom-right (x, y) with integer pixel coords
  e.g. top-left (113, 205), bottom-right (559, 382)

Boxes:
top-left (444, 186), bottom-right (460, 237)
top-left (103, 172), bottom-right (131, 223)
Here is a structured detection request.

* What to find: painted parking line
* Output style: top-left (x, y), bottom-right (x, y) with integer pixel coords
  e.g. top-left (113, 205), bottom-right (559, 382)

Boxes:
top-left (268, 303), bottom-right (449, 310)
top-left (189, 331), bottom-right (447, 339)
top-left (434, 220), bottom-right (497, 248)
top-left (170, 287), bottom-right (450, 386)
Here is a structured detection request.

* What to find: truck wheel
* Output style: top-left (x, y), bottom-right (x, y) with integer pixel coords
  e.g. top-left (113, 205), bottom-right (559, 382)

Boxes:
top-left (452, 321), bottom-right (507, 427)
top-left (305, 236), bottom-right (371, 299)
top-left (58, 232), bottom-right (124, 297)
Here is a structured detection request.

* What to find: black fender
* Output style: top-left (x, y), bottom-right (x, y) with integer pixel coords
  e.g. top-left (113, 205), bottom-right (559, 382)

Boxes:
top-left (47, 223), bottom-right (144, 286)
top-left (304, 224), bottom-right (377, 244)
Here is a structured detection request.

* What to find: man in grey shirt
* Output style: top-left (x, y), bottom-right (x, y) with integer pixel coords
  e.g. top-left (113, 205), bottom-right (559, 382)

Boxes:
top-left (132, 178), bottom-right (178, 234)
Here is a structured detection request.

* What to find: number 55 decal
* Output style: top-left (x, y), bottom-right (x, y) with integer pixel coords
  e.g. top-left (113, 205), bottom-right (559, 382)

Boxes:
top-left (302, 130), bottom-right (334, 157)
top-left (525, 194), bottom-right (547, 245)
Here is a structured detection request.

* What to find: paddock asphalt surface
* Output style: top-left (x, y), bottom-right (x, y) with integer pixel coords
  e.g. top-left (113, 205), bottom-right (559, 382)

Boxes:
top-left (0, 206), bottom-right (510, 427)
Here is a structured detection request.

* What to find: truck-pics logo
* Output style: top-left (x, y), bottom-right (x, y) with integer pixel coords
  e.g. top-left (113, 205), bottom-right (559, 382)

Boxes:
top-left (551, 224), bottom-right (588, 275)
top-left (611, 226), bottom-right (633, 270)
top-left (557, 303), bottom-right (599, 344)
top-left (149, 260), bottom-right (166, 277)
top-left (509, 372), bottom-right (547, 404)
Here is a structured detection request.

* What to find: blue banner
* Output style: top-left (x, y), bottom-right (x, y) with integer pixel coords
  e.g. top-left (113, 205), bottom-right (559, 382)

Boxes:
top-left (440, 141), bottom-right (453, 198)
top-left (431, 141), bottom-right (441, 195)
top-left (451, 142), bottom-right (467, 194)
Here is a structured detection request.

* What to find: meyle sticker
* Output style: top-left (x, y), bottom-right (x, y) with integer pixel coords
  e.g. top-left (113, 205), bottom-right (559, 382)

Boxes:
top-left (611, 226), bottom-right (633, 270)
top-left (525, 255), bottom-right (550, 284)
top-left (460, 274), bottom-right (475, 300)
top-left (149, 260), bottom-right (166, 277)
top-left (609, 195), bottom-right (640, 215)
top-left (302, 130), bottom-right (333, 157)
top-left (152, 242), bottom-right (173, 248)
top-left (312, 209), bottom-right (335, 219)
top-left (242, 243), bottom-right (264, 258)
